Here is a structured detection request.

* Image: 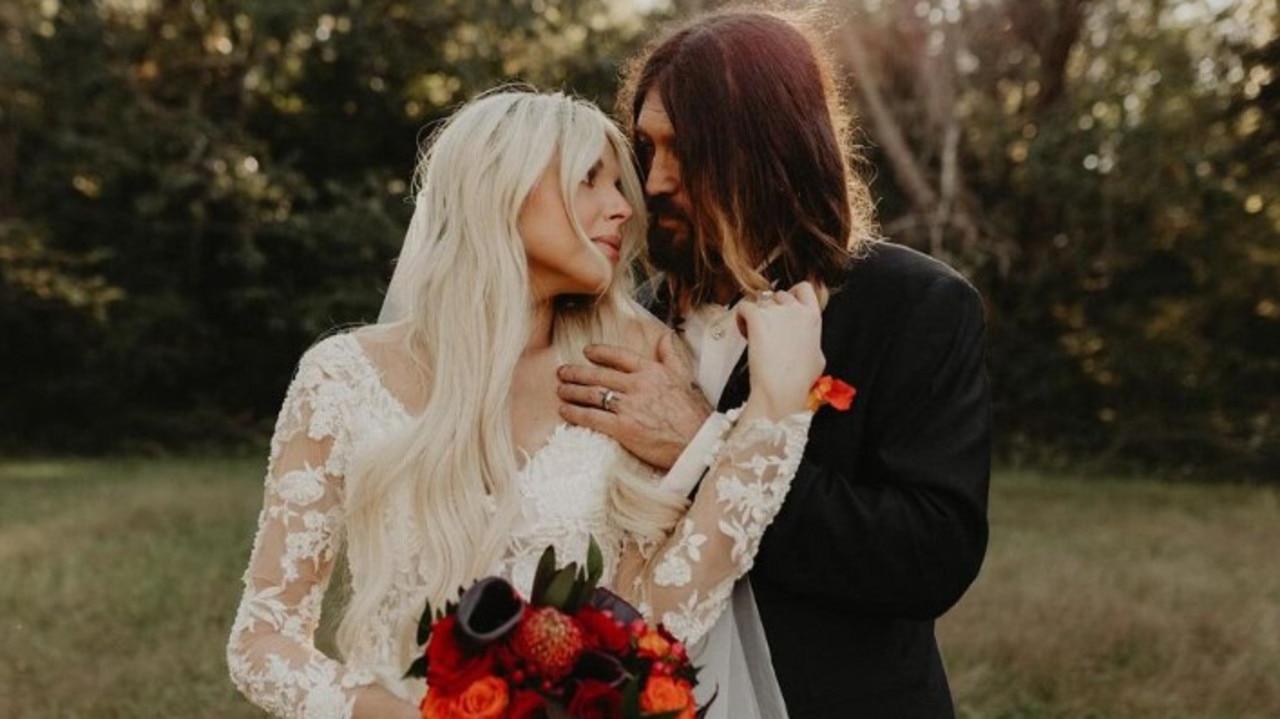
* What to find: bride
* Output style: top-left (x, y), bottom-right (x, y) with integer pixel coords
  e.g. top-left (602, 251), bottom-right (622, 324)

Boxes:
top-left (227, 88), bottom-right (823, 719)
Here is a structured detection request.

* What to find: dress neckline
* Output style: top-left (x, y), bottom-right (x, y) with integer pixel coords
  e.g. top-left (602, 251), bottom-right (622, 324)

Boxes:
top-left (337, 332), bottom-right (598, 474)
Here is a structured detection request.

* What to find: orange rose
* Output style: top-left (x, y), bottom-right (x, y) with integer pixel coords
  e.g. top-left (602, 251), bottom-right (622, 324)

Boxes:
top-left (635, 628), bottom-right (671, 660)
top-left (420, 690), bottom-right (454, 719)
top-left (421, 677), bottom-right (509, 719)
top-left (456, 677), bottom-right (509, 719)
top-left (639, 676), bottom-right (695, 719)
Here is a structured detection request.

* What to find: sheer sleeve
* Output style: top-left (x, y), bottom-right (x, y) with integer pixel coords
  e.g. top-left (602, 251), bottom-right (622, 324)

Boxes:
top-left (227, 344), bottom-right (378, 719)
top-left (614, 409), bottom-right (812, 646)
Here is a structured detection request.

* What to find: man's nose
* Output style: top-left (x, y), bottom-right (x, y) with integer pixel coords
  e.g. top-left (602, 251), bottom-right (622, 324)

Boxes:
top-left (645, 151), bottom-right (679, 197)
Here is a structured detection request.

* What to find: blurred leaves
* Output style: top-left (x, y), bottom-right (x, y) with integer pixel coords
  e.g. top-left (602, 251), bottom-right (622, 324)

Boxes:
top-left (0, 0), bottom-right (647, 451)
top-left (828, 0), bottom-right (1279, 477)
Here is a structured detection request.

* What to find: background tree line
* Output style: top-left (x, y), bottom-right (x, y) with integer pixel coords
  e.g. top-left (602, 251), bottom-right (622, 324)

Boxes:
top-left (1, 0), bottom-right (1275, 480)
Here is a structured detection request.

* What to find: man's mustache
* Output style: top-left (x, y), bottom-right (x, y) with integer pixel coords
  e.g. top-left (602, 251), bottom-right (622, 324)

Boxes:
top-left (647, 195), bottom-right (688, 223)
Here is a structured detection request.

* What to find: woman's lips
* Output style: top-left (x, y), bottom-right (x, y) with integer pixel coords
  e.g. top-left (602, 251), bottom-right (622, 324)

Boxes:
top-left (592, 236), bottom-right (621, 262)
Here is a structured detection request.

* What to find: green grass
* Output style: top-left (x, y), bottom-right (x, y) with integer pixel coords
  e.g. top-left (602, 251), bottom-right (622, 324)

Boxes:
top-left (0, 458), bottom-right (265, 719)
top-left (1, 460), bottom-right (1278, 718)
top-left (939, 470), bottom-right (1280, 719)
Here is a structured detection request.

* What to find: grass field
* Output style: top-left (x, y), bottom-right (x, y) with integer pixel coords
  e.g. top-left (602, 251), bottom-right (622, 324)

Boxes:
top-left (1, 459), bottom-right (1277, 718)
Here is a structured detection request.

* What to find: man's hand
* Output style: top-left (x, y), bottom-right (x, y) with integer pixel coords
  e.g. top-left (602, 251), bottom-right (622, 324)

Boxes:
top-left (557, 332), bottom-right (712, 470)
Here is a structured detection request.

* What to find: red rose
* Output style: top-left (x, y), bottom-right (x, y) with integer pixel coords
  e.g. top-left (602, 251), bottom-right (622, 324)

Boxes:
top-left (490, 644), bottom-right (524, 680)
top-left (574, 606), bottom-right (631, 655)
top-left (567, 679), bottom-right (622, 719)
top-left (426, 616), bottom-right (496, 695)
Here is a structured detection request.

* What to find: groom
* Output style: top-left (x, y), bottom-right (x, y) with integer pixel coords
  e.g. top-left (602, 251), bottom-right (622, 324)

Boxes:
top-left (560, 9), bottom-right (990, 718)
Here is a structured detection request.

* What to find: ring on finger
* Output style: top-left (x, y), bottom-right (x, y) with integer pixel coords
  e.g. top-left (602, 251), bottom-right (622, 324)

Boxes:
top-left (757, 290), bottom-right (775, 304)
top-left (600, 388), bottom-right (619, 413)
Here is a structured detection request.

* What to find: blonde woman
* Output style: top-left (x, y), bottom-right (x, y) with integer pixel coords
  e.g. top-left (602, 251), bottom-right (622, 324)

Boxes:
top-left (227, 89), bottom-right (822, 719)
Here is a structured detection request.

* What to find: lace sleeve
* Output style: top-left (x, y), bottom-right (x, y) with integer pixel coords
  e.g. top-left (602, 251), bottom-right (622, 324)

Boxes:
top-left (614, 409), bottom-right (812, 646)
top-left (226, 345), bottom-right (377, 719)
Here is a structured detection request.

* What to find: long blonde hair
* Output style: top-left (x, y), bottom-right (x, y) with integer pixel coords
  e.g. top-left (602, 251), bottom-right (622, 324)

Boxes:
top-left (336, 90), bottom-right (685, 667)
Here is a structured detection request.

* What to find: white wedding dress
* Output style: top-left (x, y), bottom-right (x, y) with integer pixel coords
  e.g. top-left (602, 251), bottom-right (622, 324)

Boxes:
top-left (227, 332), bottom-right (806, 718)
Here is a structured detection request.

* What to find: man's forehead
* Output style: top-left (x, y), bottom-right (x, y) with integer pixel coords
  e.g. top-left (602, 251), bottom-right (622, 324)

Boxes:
top-left (636, 89), bottom-right (673, 134)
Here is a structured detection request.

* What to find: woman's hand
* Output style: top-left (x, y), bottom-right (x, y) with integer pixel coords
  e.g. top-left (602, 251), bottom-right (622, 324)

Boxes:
top-left (737, 281), bottom-right (825, 421)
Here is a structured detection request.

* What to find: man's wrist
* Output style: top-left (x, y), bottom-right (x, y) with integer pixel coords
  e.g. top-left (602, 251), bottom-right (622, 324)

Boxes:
top-left (658, 413), bottom-right (733, 496)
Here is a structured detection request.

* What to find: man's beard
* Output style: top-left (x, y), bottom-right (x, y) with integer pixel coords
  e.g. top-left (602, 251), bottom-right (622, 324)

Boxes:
top-left (645, 198), bottom-right (696, 283)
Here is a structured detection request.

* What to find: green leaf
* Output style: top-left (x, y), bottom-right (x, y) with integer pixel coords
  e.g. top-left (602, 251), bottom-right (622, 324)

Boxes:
top-left (586, 535), bottom-right (603, 587)
top-left (531, 545), bottom-right (557, 603)
top-left (620, 677), bottom-right (642, 716)
top-left (566, 575), bottom-right (586, 613)
top-left (416, 599), bottom-right (434, 646)
top-left (542, 564), bottom-right (578, 609)
top-left (403, 654), bottom-right (428, 680)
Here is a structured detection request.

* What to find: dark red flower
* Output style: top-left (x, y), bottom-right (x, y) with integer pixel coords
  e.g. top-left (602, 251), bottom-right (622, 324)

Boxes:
top-left (511, 606), bottom-right (585, 681)
top-left (505, 689), bottom-right (546, 719)
top-left (567, 679), bottom-right (622, 719)
top-left (426, 616), bottom-right (497, 695)
top-left (574, 606), bottom-right (631, 655)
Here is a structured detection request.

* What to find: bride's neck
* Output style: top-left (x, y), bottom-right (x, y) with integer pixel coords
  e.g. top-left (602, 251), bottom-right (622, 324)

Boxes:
top-left (526, 298), bottom-right (555, 353)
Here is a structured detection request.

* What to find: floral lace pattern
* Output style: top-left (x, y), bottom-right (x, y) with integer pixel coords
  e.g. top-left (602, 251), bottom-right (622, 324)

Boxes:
top-left (227, 332), bottom-right (812, 718)
top-left (495, 422), bottom-right (627, 595)
top-left (227, 335), bottom-right (398, 719)
top-left (619, 411), bottom-right (812, 645)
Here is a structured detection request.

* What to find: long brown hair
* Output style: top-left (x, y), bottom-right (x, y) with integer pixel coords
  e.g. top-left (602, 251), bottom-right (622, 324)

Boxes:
top-left (619, 8), bottom-right (878, 315)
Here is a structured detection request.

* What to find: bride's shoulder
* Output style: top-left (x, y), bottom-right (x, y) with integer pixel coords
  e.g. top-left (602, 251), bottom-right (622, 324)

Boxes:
top-left (346, 322), bottom-right (428, 414)
top-left (287, 323), bottom-right (425, 412)
top-left (286, 325), bottom-right (393, 396)
top-left (295, 327), bottom-right (369, 375)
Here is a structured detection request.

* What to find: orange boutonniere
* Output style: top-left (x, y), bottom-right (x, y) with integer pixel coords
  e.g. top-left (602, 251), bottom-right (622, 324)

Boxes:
top-left (806, 375), bottom-right (857, 412)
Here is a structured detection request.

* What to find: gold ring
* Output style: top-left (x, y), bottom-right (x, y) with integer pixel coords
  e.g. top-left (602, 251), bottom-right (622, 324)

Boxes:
top-left (757, 290), bottom-right (775, 303)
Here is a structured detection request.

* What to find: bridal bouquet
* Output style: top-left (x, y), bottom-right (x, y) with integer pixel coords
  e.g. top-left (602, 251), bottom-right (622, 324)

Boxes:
top-left (406, 538), bottom-right (708, 719)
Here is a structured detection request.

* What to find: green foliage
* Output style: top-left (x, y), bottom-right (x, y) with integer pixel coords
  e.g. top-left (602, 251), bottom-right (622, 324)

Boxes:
top-left (841, 0), bottom-right (1279, 478)
top-left (1, 0), bottom-right (1276, 478)
top-left (529, 536), bottom-right (605, 613)
top-left (0, 0), bottom-right (647, 452)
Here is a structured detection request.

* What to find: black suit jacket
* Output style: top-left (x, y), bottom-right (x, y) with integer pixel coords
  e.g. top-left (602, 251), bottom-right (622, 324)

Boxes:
top-left (711, 243), bottom-right (991, 718)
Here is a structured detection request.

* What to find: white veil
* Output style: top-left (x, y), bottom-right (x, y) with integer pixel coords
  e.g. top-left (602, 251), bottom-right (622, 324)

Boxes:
top-left (377, 196), bottom-right (431, 325)
top-left (692, 579), bottom-right (791, 719)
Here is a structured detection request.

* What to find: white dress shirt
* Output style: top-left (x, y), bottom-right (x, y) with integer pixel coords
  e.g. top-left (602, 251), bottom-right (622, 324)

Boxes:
top-left (658, 300), bottom-right (748, 496)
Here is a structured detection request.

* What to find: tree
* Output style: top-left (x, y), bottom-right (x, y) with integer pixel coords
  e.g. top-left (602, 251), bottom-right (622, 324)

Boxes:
top-left (0, 0), bottom-right (651, 451)
top-left (826, 0), bottom-right (1279, 477)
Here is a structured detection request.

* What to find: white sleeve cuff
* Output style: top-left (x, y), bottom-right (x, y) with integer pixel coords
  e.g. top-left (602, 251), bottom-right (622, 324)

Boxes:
top-left (658, 412), bottom-right (734, 497)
